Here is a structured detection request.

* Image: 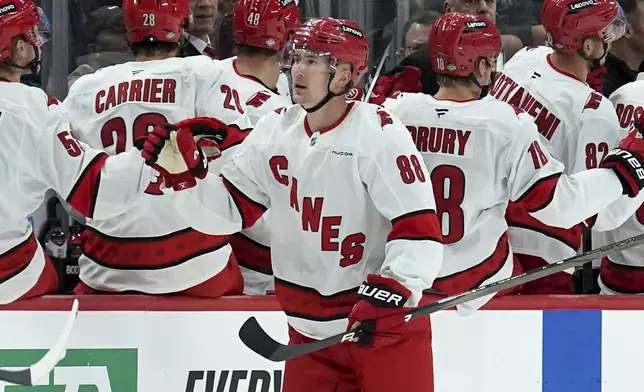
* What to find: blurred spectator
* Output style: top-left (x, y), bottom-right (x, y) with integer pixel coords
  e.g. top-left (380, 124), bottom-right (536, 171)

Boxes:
top-left (603, 0), bottom-right (644, 97)
top-left (397, 10), bottom-right (441, 61)
top-left (496, 0), bottom-right (547, 47)
top-left (185, 0), bottom-right (218, 57)
top-left (444, 0), bottom-right (525, 58)
top-left (215, 11), bottom-right (236, 59)
top-left (347, 11), bottom-right (441, 104)
top-left (213, 0), bottom-right (238, 47)
top-left (68, 6), bottom-right (133, 87)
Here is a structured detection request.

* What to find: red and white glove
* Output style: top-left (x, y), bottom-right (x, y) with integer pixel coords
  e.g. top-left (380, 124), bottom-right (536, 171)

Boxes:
top-left (600, 125), bottom-right (644, 197)
top-left (586, 66), bottom-right (607, 95)
top-left (348, 274), bottom-right (411, 348)
top-left (140, 117), bottom-right (227, 191)
top-left (368, 66), bottom-right (423, 105)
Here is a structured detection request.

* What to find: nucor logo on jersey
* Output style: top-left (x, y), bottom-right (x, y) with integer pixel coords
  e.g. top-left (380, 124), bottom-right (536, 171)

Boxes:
top-left (358, 284), bottom-right (405, 307)
top-left (341, 24), bottom-right (364, 39)
top-left (0, 3), bottom-right (17, 15)
top-left (568, 0), bottom-right (597, 11)
top-left (465, 20), bottom-right (488, 29)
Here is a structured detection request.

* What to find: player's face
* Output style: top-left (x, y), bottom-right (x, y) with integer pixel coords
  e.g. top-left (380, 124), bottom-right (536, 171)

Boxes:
top-left (289, 50), bottom-right (334, 107)
top-left (400, 23), bottom-right (431, 59)
top-left (445, 0), bottom-right (496, 24)
top-left (190, 0), bottom-right (218, 37)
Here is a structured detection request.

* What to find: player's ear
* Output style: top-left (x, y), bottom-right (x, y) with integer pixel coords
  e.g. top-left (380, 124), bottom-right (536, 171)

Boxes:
top-left (580, 37), bottom-right (595, 58)
top-left (444, 0), bottom-right (452, 13)
top-left (624, 22), bottom-right (633, 40)
top-left (331, 65), bottom-right (352, 94)
top-left (473, 57), bottom-right (486, 79)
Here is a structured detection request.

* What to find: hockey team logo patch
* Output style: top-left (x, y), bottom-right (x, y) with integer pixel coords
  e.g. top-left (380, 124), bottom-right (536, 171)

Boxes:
top-left (569, 0), bottom-right (597, 11)
top-left (465, 20), bottom-right (488, 29)
top-left (0, 3), bottom-right (16, 15)
top-left (341, 24), bottom-right (364, 39)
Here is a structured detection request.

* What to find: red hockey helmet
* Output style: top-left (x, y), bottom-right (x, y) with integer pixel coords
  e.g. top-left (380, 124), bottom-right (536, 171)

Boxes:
top-left (123, 0), bottom-right (190, 44)
top-left (428, 12), bottom-right (501, 77)
top-left (0, 0), bottom-right (50, 62)
top-left (541, 0), bottom-right (624, 53)
top-left (233, 0), bottom-right (299, 51)
top-left (289, 17), bottom-right (369, 84)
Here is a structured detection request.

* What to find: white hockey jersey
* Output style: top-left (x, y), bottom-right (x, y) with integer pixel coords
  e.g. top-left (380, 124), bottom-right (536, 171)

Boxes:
top-left (0, 80), bottom-right (152, 304)
top-left (488, 46), bottom-right (622, 266)
top-left (200, 56), bottom-right (292, 295)
top-left (599, 73), bottom-right (644, 294)
top-left (385, 93), bottom-right (627, 311)
top-left (172, 102), bottom-right (444, 339)
top-left (63, 55), bottom-right (239, 295)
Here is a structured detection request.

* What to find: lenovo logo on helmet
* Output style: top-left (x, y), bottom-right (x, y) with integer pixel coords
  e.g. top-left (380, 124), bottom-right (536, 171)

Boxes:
top-left (0, 3), bottom-right (17, 15)
top-left (568, 0), bottom-right (597, 11)
top-left (341, 25), bottom-right (364, 39)
top-left (465, 20), bottom-right (488, 29)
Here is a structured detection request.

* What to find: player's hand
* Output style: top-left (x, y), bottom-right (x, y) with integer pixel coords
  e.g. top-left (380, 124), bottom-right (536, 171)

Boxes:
top-left (174, 117), bottom-right (227, 161)
top-left (347, 274), bottom-right (410, 348)
top-left (141, 123), bottom-right (210, 191)
top-left (600, 126), bottom-right (644, 197)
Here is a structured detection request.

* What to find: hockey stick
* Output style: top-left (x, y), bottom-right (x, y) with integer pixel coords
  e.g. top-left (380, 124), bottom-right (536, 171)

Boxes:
top-left (363, 18), bottom-right (397, 102)
top-left (239, 232), bottom-right (644, 362)
top-left (0, 299), bottom-right (79, 385)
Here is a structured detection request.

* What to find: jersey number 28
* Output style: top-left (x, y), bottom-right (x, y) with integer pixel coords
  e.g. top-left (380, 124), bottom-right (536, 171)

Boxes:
top-left (100, 112), bottom-right (168, 154)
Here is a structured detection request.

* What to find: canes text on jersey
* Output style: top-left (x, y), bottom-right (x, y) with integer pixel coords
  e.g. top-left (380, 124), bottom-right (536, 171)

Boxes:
top-left (489, 74), bottom-right (561, 141)
top-left (95, 79), bottom-right (177, 113)
top-left (269, 156), bottom-right (366, 267)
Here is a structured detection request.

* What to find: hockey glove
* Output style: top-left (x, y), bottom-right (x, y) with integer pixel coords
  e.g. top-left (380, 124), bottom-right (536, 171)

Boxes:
top-left (141, 123), bottom-right (211, 191)
top-left (586, 66), bottom-right (607, 95)
top-left (348, 274), bottom-right (411, 348)
top-left (174, 117), bottom-right (228, 161)
top-left (368, 66), bottom-right (423, 105)
top-left (600, 126), bottom-right (644, 197)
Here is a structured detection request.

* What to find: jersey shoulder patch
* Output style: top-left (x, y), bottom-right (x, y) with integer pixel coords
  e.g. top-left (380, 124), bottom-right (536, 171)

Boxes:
top-left (376, 108), bottom-right (393, 128)
top-left (247, 91), bottom-right (273, 108)
top-left (583, 91), bottom-right (603, 111)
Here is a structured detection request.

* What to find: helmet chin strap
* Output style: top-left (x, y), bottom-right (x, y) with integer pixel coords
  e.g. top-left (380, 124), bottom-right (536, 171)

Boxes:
top-left (468, 70), bottom-right (496, 99)
top-left (302, 71), bottom-right (351, 113)
top-left (579, 42), bottom-right (609, 72)
top-left (5, 44), bottom-right (41, 74)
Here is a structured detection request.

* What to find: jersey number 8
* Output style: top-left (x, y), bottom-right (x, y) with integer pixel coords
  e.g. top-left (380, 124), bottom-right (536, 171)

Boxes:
top-left (397, 156), bottom-right (465, 244)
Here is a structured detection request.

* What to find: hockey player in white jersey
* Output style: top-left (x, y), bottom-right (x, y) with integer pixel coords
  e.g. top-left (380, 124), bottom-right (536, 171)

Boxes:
top-left (62, 0), bottom-right (297, 297)
top-left (384, 11), bottom-right (644, 311)
top-left (0, 0), bottom-right (155, 304)
top-left (487, 0), bottom-right (626, 294)
top-left (142, 17), bottom-right (442, 392)
top-left (597, 75), bottom-right (644, 294)
top-left (200, 0), bottom-right (298, 295)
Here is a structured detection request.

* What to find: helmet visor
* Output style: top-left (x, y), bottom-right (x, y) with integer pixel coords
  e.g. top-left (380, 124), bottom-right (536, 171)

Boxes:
top-left (282, 46), bottom-right (336, 76)
top-left (599, 14), bottom-right (626, 44)
top-left (32, 7), bottom-right (52, 46)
